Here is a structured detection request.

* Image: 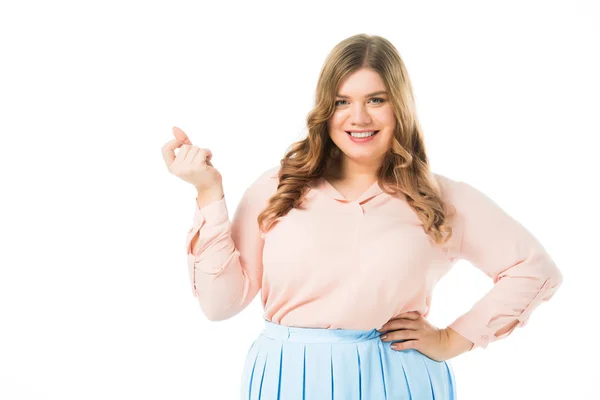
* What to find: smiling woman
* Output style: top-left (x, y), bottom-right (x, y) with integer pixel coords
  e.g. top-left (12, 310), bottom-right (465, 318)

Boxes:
top-left (169, 32), bottom-right (563, 400)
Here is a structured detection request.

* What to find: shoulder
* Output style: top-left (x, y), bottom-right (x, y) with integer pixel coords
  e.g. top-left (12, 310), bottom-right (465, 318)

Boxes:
top-left (432, 173), bottom-right (488, 252)
top-left (432, 172), bottom-right (463, 202)
top-left (253, 165), bottom-right (280, 187)
top-left (244, 165), bottom-right (280, 201)
top-left (433, 172), bottom-right (487, 205)
top-left (433, 172), bottom-right (507, 223)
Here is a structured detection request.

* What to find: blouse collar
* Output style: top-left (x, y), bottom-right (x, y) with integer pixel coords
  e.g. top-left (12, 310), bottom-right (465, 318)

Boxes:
top-left (308, 177), bottom-right (384, 204)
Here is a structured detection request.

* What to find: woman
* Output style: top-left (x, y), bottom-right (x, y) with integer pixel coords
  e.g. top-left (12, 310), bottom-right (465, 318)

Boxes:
top-left (162, 34), bottom-right (563, 399)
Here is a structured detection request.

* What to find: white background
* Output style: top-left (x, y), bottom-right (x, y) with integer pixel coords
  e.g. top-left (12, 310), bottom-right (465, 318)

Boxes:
top-left (1, 0), bottom-right (598, 399)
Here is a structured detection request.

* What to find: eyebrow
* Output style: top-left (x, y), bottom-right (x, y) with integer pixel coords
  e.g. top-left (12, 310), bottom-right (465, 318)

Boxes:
top-left (336, 91), bottom-right (388, 98)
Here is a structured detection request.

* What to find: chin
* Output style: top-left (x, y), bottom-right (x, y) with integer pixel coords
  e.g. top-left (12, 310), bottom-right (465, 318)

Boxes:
top-left (333, 136), bottom-right (389, 157)
top-left (338, 148), bottom-right (383, 161)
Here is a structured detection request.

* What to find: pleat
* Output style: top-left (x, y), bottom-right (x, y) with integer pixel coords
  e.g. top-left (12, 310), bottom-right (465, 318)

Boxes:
top-left (330, 343), bottom-right (360, 400)
top-left (420, 356), bottom-right (438, 398)
top-left (419, 354), bottom-right (455, 398)
top-left (259, 339), bottom-right (284, 399)
top-left (278, 342), bottom-right (307, 400)
top-left (399, 348), bottom-right (436, 399)
top-left (375, 341), bottom-right (388, 400)
top-left (444, 360), bottom-right (457, 399)
top-left (357, 346), bottom-right (362, 399)
top-left (356, 340), bottom-right (387, 399)
top-left (241, 340), bottom-right (259, 400)
top-left (304, 342), bottom-right (333, 399)
top-left (378, 339), bottom-right (411, 399)
top-left (248, 341), bottom-right (269, 400)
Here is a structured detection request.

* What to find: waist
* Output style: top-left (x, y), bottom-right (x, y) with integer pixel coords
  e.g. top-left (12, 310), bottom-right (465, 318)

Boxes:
top-left (261, 319), bottom-right (381, 343)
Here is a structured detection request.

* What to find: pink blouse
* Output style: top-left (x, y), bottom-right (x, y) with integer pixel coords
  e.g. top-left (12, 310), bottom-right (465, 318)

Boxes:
top-left (185, 166), bottom-right (563, 349)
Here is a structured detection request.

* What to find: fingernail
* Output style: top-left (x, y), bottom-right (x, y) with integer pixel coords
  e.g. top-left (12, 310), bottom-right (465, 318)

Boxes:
top-left (380, 335), bottom-right (387, 340)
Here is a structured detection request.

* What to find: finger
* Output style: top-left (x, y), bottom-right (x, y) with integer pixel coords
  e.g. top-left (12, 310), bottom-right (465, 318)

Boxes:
top-left (172, 143), bottom-right (194, 164)
top-left (397, 311), bottom-right (421, 320)
top-left (391, 340), bottom-right (418, 351)
top-left (377, 317), bottom-right (401, 331)
top-left (377, 312), bottom-right (420, 331)
top-left (379, 319), bottom-right (420, 334)
top-left (191, 148), bottom-right (214, 168)
top-left (400, 320), bottom-right (420, 331)
top-left (380, 324), bottom-right (420, 341)
top-left (161, 138), bottom-right (186, 167)
top-left (173, 126), bottom-right (192, 145)
top-left (377, 315), bottom-right (420, 332)
top-left (205, 152), bottom-right (213, 167)
top-left (192, 148), bottom-right (212, 164)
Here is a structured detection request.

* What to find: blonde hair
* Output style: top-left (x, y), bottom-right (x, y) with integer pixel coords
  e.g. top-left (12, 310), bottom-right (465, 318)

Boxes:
top-left (257, 33), bottom-right (455, 245)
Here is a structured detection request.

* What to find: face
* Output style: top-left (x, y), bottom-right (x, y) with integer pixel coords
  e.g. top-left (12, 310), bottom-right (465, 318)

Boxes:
top-left (327, 67), bottom-right (396, 169)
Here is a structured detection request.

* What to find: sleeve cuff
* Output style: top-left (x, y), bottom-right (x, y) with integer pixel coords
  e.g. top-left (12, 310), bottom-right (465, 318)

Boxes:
top-left (447, 278), bottom-right (556, 350)
top-left (447, 311), bottom-right (496, 350)
top-left (186, 196), bottom-right (229, 257)
top-left (193, 195), bottom-right (229, 227)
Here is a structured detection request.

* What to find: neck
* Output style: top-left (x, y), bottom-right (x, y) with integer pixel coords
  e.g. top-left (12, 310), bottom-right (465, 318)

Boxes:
top-left (326, 154), bottom-right (382, 182)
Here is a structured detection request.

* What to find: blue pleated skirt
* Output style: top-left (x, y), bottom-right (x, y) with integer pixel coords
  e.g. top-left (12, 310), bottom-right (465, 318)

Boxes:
top-left (240, 319), bottom-right (457, 399)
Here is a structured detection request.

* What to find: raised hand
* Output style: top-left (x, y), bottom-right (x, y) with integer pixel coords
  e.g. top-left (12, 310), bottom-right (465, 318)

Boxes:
top-left (162, 126), bottom-right (222, 193)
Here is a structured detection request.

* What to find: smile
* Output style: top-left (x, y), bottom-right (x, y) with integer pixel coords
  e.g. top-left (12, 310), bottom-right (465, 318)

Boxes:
top-left (345, 131), bottom-right (379, 138)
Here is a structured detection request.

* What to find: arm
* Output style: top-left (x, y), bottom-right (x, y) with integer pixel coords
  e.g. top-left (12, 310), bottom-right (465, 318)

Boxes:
top-left (442, 179), bottom-right (563, 350)
top-left (185, 167), bottom-right (278, 321)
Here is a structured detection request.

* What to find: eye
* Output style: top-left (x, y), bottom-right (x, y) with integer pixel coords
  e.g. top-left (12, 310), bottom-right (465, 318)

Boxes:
top-left (334, 98), bottom-right (386, 107)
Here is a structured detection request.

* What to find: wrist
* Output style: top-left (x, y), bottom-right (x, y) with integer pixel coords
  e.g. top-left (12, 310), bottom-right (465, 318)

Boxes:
top-left (195, 186), bottom-right (224, 209)
top-left (444, 327), bottom-right (475, 357)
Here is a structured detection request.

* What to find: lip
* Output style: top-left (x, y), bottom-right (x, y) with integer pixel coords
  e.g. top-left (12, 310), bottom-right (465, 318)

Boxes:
top-left (346, 130), bottom-right (379, 143)
top-left (345, 130), bottom-right (379, 133)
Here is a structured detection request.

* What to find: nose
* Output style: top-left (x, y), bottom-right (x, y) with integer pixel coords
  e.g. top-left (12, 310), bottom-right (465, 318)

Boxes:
top-left (350, 102), bottom-right (372, 125)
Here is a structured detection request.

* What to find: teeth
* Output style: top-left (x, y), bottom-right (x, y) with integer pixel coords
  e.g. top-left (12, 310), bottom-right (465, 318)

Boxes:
top-left (349, 131), bottom-right (376, 138)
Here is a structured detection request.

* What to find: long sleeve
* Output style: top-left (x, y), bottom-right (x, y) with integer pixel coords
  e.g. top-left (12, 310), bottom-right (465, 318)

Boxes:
top-left (444, 180), bottom-right (563, 350)
top-left (185, 167), bottom-right (278, 321)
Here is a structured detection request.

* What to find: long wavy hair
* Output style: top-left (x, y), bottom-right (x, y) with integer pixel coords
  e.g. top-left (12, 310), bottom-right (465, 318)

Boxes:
top-left (257, 33), bottom-right (456, 246)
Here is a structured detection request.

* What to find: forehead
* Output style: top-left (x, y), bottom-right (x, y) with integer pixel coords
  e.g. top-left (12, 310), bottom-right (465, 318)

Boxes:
top-left (336, 68), bottom-right (387, 97)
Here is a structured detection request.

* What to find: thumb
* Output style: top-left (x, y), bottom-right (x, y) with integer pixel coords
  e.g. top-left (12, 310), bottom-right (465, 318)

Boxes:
top-left (161, 138), bottom-right (185, 168)
top-left (172, 126), bottom-right (192, 144)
